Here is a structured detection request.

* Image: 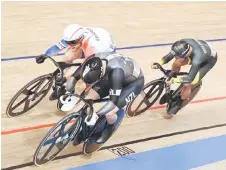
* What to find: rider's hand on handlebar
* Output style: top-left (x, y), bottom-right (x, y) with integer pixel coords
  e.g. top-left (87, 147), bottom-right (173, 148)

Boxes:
top-left (151, 63), bottom-right (159, 69)
top-left (36, 54), bottom-right (48, 64)
top-left (85, 112), bottom-right (99, 126)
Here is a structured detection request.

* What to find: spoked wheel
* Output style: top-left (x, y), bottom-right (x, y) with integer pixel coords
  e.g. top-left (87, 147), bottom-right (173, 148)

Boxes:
top-left (6, 74), bottom-right (54, 117)
top-left (83, 109), bottom-right (125, 154)
top-left (126, 79), bottom-right (164, 117)
top-left (33, 112), bottom-right (81, 166)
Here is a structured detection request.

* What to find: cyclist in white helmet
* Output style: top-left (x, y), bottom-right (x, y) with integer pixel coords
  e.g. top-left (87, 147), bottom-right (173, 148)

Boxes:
top-left (35, 24), bottom-right (116, 100)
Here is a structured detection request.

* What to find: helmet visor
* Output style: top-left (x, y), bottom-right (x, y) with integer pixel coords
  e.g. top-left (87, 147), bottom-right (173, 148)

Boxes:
top-left (65, 36), bottom-right (84, 45)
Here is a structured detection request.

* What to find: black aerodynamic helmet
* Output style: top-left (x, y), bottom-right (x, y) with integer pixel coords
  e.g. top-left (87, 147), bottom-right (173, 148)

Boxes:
top-left (171, 40), bottom-right (190, 58)
top-left (80, 55), bottom-right (104, 84)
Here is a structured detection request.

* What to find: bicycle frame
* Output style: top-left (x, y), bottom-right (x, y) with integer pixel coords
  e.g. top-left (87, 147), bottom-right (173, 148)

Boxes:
top-left (45, 57), bottom-right (81, 97)
top-left (153, 63), bottom-right (188, 102)
top-left (64, 94), bottom-right (110, 143)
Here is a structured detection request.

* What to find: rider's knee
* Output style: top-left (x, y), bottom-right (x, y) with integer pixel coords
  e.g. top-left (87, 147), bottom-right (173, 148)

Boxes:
top-left (105, 109), bottom-right (118, 124)
top-left (85, 89), bottom-right (100, 100)
top-left (181, 84), bottom-right (192, 99)
top-left (183, 83), bottom-right (192, 88)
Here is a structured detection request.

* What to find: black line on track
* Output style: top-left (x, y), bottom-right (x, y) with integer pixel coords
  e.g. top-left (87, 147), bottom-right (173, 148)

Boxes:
top-left (2, 123), bottom-right (226, 170)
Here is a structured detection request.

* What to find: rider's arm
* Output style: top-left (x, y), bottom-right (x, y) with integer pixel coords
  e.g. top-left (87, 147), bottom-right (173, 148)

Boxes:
top-left (173, 62), bottom-right (201, 84)
top-left (96, 68), bottom-right (125, 116)
top-left (160, 52), bottom-right (174, 65)
top-left (44, 39), bottom-right (69, 56)
top-left (65, 65), bottom-right (82, 92)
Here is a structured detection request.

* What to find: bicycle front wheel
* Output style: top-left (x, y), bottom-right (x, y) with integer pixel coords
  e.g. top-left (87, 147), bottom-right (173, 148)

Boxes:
top-left (126, 79), bottom-right (164, 117)
top-left (33, 112), bottom-right (81, 166)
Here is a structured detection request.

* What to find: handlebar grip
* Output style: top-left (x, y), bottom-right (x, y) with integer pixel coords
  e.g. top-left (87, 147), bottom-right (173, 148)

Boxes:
top-left (153, 63), bottom-right (167, 75)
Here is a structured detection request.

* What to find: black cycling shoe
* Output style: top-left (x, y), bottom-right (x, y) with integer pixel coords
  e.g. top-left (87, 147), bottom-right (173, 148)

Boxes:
top-left (96, 124), bottom-right (115, 144)
top-left (168, 96), bottom-right (184, 115)
top-left (159, 90), bottom-right (174, 105)
top-left (72, 132), bottom-right (83, 146)
top-left (49, 86), bottom-right (66, 101)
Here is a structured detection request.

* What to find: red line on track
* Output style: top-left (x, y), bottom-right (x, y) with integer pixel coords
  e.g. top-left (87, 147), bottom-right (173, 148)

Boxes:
top-left (2, 96), bottom-right (226, 136)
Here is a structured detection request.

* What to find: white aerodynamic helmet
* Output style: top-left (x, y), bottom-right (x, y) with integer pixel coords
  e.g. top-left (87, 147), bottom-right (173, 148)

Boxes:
top-left (62, 24), bottom-right (85, 43)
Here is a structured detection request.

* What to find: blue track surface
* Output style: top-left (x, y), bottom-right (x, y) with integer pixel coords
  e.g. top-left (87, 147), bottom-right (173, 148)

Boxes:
top-left (67, 134), bottom-right (226, 170)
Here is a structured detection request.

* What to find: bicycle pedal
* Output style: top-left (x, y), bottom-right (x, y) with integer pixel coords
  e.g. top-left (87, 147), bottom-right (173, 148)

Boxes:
top-left (72, 133), bottom-right (83, 146)
top-left (159, 94), bottom-right (170, 105)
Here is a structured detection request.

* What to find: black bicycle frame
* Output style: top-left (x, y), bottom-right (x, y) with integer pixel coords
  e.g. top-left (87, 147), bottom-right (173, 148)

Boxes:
top-left (153, 63), bottom-right (188, 100)
top-left (43, 57), bottom-right (82, 97)
top-left (66, 94), bottom-right (110, 142)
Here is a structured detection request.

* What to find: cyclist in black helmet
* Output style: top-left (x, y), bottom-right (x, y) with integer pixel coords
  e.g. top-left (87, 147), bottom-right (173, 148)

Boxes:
top-left (66, 52), bottom-right (144, 143)
top-left (152, 39), bottom-right (218, 115)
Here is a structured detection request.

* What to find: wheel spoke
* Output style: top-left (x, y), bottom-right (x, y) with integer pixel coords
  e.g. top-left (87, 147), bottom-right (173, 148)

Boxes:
top-left (52, 120), bottom-right (71, 140)
top-left (41, 89), bottom-right (50, 95)
top-left (148, 85), bottom-right (161, 97)
top-left (59, 123), bottom-right (66, 136)
top-left (11, 96), bottom-right (29, 111)
top-left (140, 91), bottom-right (146, 99)
top-left (145, 85), bottom-right (156, 96)
top-left (43, 137), bottom-right (57, 146)
top-left (36, 80), bottom-right (52, 96)
top-left (134, 100), bottom-right (145, 113)
top-left (28, 81), bottom-right (42, 92)
top-left (22, 89), bottom-right (32, 95)
top-left (23, 98), bottom-right (31, 111)
top-left (143, 99), bottom-right (151, 106)
top-left (33, 79), bottom-right (45, 93)
top-left (40, 142), bottom-right (56, 161)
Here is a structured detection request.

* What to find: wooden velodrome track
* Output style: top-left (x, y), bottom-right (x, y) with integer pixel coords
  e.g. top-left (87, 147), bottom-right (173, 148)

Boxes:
top-left (2, 2), bottom-right (226, 170)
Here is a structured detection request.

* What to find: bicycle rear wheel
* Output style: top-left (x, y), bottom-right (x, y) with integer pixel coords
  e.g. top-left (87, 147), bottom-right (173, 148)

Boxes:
top-left (6, 74), bottom-right (53, 117)
top-left (166, 81), bottom-right (202, 116)
top-left (126, 79), bottom-right (164, 117)
top-left (33, 112), bottom-right (81, 166)
top-left (83, 109), bottom-right (125, 154)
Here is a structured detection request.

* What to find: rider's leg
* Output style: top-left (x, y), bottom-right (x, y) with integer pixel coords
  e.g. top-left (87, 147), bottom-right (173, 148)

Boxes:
top-left (168, 55), bottom-right (218, 115)
top-left (72, 82), bottom-right (101, 145)
top-left (96, 76), bottom-right (144, 144)
top-left (83, 78), bottom-right (110, 101)
top-left (180, 55), bottom-right (217, 101)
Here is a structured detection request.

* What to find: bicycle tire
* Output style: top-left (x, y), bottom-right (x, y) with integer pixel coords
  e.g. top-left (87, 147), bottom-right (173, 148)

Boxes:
top-left (33, 112), bottom-right (81, 166)
top-left (166, 81), bottom-right (202, 115)
top-left (6, 74), bottom-right (53, 117)
top-left (83, 109), bottom-right (125, 154)
top-left (126, 79), bottom-right (164, 117)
